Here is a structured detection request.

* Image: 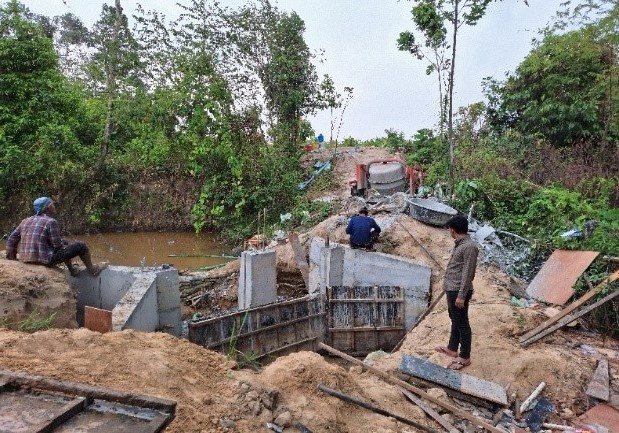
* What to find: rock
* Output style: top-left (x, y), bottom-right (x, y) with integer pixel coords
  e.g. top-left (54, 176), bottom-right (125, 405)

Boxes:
top-left (239, 382), bottom-right (250, 393)
top-left (219, 418), bottom-right (236, 429)
top-left (274, 411), bottom-right (292, 427)
top-left (245, 390), bottom-right (259, 401)
top-left (349, 365), bottom-right (363, 374)
top-left (363, 350), bottom-right (389, 366)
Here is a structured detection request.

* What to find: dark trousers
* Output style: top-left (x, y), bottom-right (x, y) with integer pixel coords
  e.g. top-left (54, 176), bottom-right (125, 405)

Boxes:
top-left (446, 290), bottom-right (473, 359)
top-left (49, 241), bottom-right (88, 266)
top-left (350, 231), bottom-right (379, 250)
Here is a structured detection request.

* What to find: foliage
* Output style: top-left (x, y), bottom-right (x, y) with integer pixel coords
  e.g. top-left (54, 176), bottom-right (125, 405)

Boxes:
top-left (486, 26), bottom-right (617, 146)
top-left (399, 0), bottom-right (497, 193)
top-left (0, 0), bottom-right (94, 208)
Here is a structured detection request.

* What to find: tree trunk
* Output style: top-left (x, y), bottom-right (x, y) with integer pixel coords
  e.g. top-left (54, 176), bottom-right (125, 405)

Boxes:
top-left (447, 0), bottom-right (459, 196)
top-left (96, 0), bottom-right (122, 174)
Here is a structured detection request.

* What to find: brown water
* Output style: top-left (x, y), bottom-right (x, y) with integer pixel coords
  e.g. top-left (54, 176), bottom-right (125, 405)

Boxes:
top-left (2, 232), bottom-right (236, 270)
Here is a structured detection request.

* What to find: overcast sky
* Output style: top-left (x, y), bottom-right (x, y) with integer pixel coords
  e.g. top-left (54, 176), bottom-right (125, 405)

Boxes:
top-left (20, 0), bottom-right (574, 141)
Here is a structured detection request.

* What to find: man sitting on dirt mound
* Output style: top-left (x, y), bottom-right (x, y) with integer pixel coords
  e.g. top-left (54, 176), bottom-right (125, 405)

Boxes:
top-left (346, 207), bottom-right (381, 250)
top-left (5, 197), bottom-right (107, 277)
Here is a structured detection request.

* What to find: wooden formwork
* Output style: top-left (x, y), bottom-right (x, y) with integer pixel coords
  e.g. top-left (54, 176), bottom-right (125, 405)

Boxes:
top-left (0, 369), bottom-right (176, 433)
top-left (188, 295), bottom-right (326, 359)
top-left (328, 286), bottom-right (405, 356)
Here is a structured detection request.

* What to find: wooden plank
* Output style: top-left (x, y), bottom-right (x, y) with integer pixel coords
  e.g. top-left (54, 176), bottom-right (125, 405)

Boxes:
top-left (289, 232), bottom-right (310, 288)
top-left (329, 326), bottom-right (404, 332)
top-left (400, 354), bottom-right (508, 406)
top-left (520, 271), bottom-right (619, 343)
top-left (328, 299), bottom-right (405, 304)
top-left (33, 396), bottom-right (89, 433)
top-left (586, 358), bottom-right (610, 401)
top-left (318, 343), bottom-right (506, 433)
top-left (522, 288), bottom-right (619, 347)
top-left (0, 369), bottom-right (176, 413)
top-left (400, 387), bottom-right (459, 433)
top-left (318, 384), bottom-right (439, 433)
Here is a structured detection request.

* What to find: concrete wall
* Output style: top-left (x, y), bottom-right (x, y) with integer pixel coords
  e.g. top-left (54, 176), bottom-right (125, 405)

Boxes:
top-left (68, 266), bottom-right (181, 336)
top-left (238, 250), bottom-right (277, 309)
top-left (309, 237), bottom-right (432, 330)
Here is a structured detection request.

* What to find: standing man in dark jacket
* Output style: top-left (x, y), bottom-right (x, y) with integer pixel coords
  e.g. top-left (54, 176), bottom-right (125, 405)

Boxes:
top-left (434, 215), bottom-right (478, 370)
top-left (6, 197), bottom-right (107, 277)
top-left (346, 207), bottom-right (381, 250)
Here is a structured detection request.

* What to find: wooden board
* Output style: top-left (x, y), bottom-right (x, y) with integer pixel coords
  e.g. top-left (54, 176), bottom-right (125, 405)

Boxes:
top-left (84, 306), bottom-right (112, 333)
top-left (525, 250), bottom-right (599, 305)
top-left (400, 354), bottom-right (508, 406)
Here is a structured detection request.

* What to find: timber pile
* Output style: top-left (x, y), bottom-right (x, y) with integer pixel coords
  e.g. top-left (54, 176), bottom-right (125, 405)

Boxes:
top-left (178, 271), bottom-right (236, 309)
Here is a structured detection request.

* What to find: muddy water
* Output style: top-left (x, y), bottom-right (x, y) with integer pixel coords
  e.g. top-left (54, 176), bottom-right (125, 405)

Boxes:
top-left (3, 232), bottom-right (236, 270)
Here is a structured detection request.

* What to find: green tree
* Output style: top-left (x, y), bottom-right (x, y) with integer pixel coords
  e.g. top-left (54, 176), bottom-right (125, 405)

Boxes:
top-left (486, 21), bottom-right (618, 146)
top-left (399, 0), bottom-right (498, 193)
top-left (0, 0), bottom-right (90, 206)
top-left (86, 1), bottom-right (143, 172)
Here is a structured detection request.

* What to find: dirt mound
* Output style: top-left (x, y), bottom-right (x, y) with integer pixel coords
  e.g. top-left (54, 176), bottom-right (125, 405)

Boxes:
top-left (0, 259), bottom-right (77, 329)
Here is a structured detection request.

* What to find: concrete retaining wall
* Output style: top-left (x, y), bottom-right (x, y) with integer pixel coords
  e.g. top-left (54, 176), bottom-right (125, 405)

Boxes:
top-left (69, 266), bottom-right (181, 336)
top-left (309, 237), bottom-right (431, 330)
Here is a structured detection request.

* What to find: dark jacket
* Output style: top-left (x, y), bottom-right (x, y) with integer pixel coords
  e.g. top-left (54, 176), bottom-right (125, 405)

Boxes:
top-left (346, 215), bottom-right (381, 246)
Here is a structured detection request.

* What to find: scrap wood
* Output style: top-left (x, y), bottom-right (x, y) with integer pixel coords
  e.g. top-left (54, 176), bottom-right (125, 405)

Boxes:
top-left (318, 342), bottom-right (506, 433)
top-left (0, 368), bottom-right (177, 412)
top-left (519, 382), bottom-right (546, 414)
top-left (318, 384), bottom-right (439, 433)
top-left (400, 387), bottom-right (459, 433)
top-left (289, 232), bottom-right (310, 288)
top-left (521, 287), bottom-right (619, 347)
top-left (520, 270), bottom-right (619, 344)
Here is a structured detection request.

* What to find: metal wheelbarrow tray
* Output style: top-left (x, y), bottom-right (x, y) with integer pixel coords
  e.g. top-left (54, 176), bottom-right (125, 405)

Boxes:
top-left (408, 198), bottom-right (458, 226)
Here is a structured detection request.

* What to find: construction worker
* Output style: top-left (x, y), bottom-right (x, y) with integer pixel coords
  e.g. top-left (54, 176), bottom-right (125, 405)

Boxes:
top-left (346, 207), bottom-right (381, 250)
top-left (5, 197), bottom-right (107, 277)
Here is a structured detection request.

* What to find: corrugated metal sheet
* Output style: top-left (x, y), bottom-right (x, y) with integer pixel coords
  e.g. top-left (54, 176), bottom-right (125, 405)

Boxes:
top-left (526, 250), bottom-right (599, 305)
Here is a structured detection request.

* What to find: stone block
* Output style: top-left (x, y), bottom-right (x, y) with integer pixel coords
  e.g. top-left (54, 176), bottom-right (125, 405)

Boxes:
top-left (239, 250), bottom-right (277, 309)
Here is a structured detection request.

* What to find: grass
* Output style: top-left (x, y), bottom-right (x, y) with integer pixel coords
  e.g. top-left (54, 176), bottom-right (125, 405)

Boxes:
top-left (16, 311), bottom-right (57, 332)
top-left (227, 311), bottom-right (262, 372)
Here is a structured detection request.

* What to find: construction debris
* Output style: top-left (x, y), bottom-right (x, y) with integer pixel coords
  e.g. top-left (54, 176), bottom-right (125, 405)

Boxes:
top-left (586, 359), bottom-right (610, 402)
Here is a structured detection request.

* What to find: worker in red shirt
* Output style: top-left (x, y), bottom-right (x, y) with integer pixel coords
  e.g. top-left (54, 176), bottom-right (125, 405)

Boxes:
top-left (6, 197), bottom-right (107, 277)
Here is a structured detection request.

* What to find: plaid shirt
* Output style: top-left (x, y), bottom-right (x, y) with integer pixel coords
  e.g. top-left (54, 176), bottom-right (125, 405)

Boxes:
top-left (443, 235), bottom-right (479, 298)
top-left (5, 214), bottom-right (63, 264)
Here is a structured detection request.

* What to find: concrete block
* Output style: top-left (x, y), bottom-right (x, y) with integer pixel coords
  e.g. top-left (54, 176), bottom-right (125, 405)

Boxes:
top-left (158, 307), bottom-right (182, 336)
top-left (69, 266), bottom-right (134, 325)
top-left (155, 268), bottom-right (181, 313)
top-left (112, 273), bottom-right (158, 332)
top-left (239, 250), bottom-right (277, 309)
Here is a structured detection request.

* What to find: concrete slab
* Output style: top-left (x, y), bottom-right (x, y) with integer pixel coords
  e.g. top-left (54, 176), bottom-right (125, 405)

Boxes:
top-left (400, 354), bottom-right (508, 406)
top-left (526, 249), bottom-right (599, 305)
top-left (587, 358), bottom-right (610, 401)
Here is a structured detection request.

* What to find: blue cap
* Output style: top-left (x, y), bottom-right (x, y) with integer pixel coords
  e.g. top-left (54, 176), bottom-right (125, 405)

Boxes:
top-left (33, 197), bottom-right (53, 215)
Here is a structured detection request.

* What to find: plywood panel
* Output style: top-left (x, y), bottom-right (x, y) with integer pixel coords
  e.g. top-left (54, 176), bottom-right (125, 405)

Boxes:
top-left (526, 250), bottom-right (599, 305)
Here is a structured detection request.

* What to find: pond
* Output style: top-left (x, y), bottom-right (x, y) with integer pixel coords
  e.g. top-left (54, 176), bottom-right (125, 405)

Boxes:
top-left (2, 231), bottom-right (237, 271)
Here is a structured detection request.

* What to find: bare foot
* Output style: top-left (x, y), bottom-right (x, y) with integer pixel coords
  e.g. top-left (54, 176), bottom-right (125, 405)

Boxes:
top-left (435, 346), bottom-right (457, 357)
top-left (447, 358), bottom-right (471, 370)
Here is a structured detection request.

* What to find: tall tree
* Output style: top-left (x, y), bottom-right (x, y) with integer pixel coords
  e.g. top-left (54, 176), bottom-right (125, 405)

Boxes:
top-left (399, 0), bottom-right (495, 193)
top-left (86, 1), bottom-right (143, 172)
